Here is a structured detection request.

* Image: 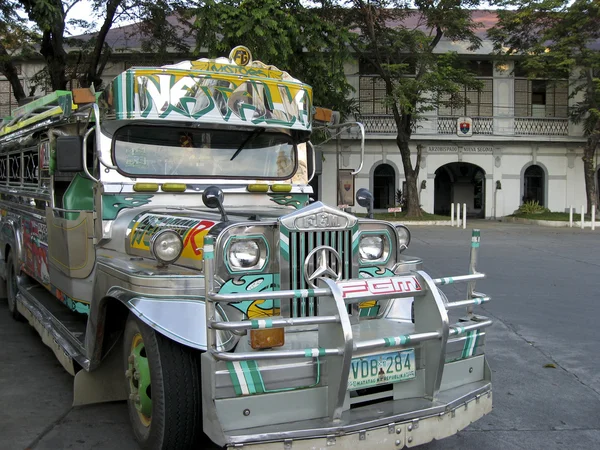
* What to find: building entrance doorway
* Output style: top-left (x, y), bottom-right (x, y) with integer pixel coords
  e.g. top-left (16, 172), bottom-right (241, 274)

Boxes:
top-left (434, 162), bottom-right (486, 217)
top-left (373, 164), bottom-right (395, 209)
top-left (523, 165), bottom-right (545, 205)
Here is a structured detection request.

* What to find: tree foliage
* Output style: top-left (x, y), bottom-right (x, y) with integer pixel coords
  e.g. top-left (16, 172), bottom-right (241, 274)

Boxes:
top-left (339, 0), bottom-right (484, 216)
top-left (186, 0), bottom-right (354, 116)
top-left (489, 0), bottom-right (600, 212)
top-left (0, 0), bottom-right (35, 101)
top-left (0, 0), bottom-right (190, 104)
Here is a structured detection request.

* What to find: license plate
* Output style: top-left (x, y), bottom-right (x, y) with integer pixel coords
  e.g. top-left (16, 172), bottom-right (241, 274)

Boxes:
top-left (348, 349), bottom-right (416, 390)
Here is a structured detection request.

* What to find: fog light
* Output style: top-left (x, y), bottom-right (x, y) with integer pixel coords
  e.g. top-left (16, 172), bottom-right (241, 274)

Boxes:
top-left (250, 328), bottom-right (285, 349)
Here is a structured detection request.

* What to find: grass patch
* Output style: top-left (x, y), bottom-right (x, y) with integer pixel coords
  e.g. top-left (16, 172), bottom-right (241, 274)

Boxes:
top-left (509, 212), bottom-right (571, 221)
top-left (355, 211), bottom-right (450, 221)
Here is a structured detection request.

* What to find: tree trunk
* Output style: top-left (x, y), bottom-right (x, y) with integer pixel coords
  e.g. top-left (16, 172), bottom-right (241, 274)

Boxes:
top-left (396, 134), bottom-right (422, 217)
top-left (0, 43), bottom-right (26, 103)
top-left (582, 133), bottom-right (599, 215)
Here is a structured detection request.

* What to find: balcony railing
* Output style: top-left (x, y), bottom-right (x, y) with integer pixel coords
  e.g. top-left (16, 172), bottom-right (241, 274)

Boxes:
top-left (514, 117), bottom-right (569, 136)
top-left (358, 114), bottom-right (570, 137)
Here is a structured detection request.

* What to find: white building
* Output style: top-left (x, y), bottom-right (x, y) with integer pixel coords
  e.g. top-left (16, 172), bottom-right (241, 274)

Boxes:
top-left (314, 12), bottom-right (600, 218)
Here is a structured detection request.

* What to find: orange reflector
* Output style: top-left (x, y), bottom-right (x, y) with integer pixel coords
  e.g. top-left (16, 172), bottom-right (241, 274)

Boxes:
top-left (250, 328), bottom-right (285, 349)
top-left (162, 183), bottom-right (186, 192)
top-left (270, 184), bottom-right (292, 193)
top-left (133, 183), bottom-right (159, 192)
top-left (72, 88), bottom-right (96, 104)
top-left (313, 107), bottom-right (333, 123)
top-left (247, 184), bottom-right (269, 192)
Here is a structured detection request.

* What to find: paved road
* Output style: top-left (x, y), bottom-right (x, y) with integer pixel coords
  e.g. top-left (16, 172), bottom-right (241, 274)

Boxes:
top-left (1, 221), bottom-right (599, 450)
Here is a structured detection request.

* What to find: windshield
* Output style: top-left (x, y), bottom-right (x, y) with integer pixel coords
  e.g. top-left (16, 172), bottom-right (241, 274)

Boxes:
top-left (112, 126), bottom-right (297, 179)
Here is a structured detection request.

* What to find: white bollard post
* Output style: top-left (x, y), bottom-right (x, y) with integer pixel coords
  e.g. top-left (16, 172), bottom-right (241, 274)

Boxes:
top-left (581, 205), bottom-right (585, 230)
top-left (592, 205), bottom-right (596, 231)
top-left (463, 203), bottom-right (467, 229)
top-left (569, 206), bottom-right (573, 228)
top-left (451, 203), bottom-right (455, 227)
top-left (456, 203), bottom-right (461, 228)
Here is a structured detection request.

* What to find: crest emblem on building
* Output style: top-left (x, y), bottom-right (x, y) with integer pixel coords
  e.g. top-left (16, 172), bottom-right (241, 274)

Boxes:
top-left (457, 117), bottom-right (473, 137)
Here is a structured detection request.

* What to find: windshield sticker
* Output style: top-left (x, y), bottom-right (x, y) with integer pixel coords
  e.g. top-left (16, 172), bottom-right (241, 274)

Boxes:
top-left (106, 71), bottom-right (312, 131)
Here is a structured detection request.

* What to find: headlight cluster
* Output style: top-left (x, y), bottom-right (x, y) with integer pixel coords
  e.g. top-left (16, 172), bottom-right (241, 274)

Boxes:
top-left (395, 225), bottom-right (411, 252)
top-left (359, 235), bottom-right (385, 260)
top-left (226, 237), bottom-right (267, 271)
top-left (358, 233), bottom-right (390, 262)
top-left (150, 230), bottom-right (183, 265)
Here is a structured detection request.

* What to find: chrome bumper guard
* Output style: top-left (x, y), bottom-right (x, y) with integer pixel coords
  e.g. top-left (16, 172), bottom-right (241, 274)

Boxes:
top-left (202, 230), bottom-right (492, 447)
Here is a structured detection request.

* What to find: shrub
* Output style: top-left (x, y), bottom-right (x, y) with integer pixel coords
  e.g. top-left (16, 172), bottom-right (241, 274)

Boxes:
top-left (517, 200), bottom-right (549, 215)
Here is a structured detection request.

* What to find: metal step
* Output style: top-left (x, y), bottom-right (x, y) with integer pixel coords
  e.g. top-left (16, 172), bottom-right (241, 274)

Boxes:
top-left (16, 276), bottom-right (90, 372)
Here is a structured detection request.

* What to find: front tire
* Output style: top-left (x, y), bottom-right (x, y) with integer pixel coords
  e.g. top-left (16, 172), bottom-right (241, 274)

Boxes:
top-left (123, 315), bottom-right (203, 450)
top-left (6, 257), bottom-right (24, 321)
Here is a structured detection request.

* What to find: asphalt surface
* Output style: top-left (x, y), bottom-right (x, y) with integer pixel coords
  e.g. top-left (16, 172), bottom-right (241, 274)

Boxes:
top-left (1, 221), bottom-right (599, 450)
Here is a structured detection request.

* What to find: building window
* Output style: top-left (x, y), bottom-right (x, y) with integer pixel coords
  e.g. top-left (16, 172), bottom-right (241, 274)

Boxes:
top-left (523, 165), bottom-right (545, 206)
top-left (438, 61), bottom-right (493, 117)
top-left (438, 79), bottom-right (493, 117)
top-left (0, 80), bottom-right (20, 118)
top-left (359, 76), bottom-right (390, 115)
top-left (358, 58), bottom-right (415, 116)
top-left (514, 79), bottom-right (568, 118)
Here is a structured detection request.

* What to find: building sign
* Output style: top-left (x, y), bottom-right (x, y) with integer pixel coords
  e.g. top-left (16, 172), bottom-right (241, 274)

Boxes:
top-left (427, 146), bottom-right (493, 154)
top-left (464, 146), bottom-right (493, 154)
top-left (428, 146), bottom-right (458, 153)
top-left (457, 117), bottom-right (473, 137)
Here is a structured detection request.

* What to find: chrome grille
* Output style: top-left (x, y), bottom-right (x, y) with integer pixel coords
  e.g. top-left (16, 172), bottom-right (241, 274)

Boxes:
top-left (287, 230), bottom-right (352, 317)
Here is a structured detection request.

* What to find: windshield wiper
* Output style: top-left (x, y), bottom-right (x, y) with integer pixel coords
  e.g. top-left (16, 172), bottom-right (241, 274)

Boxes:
top-left (230, 127), bottom-right (266, 161)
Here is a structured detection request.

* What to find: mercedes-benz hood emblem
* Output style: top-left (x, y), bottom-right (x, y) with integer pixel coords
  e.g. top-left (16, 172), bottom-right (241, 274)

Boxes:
top-left (303, 245), bottom-right (342, 288)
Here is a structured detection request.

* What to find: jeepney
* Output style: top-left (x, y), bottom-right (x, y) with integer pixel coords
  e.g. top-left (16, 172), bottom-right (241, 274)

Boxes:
top-left (0, 46), bottom-right (493, 449)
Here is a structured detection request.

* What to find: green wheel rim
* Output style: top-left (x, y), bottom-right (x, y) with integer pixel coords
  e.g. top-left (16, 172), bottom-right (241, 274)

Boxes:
top-left (127, 332), bottom-right (152, 426)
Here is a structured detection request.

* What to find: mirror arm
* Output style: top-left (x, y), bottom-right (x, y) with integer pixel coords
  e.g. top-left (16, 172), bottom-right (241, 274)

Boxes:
top-left (81, 126), bottom-right (99, 183)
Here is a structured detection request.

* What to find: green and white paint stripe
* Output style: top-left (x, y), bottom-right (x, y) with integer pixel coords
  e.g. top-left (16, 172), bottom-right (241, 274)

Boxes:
top-left (204, 237), bottom-right (215, 260)
top-left (304, 348), bottom-right (327, 357)
top-left (250, 319), bottom-right (273, 329)
top-left (280, 227), bottom-right (290, 262)
top-left (471, 229), bottom-right (481, 248)
top-left (227, 357), bottom-right (322, 396)
top-left (227, 361), bottom-right (265, 396)
top-left (383, 335), bottom-right (411, 347)
top-left (292, 289), bottom-right (317, 298)
top-left (439, 277), bottom-right (454, 285)
top-left (449, 325), bottom-right (466, 336)
top-left (461, 330), bottom-right (481, 359)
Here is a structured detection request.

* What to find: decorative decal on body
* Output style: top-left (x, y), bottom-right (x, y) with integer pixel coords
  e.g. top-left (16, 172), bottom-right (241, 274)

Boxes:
top-left (22, 219), bottom-right (49, 286)
top-left (219, 275), bottom-right (280, 319)
top-left (129, 213), bottom-right (215, 260)
top-left (102, 195), bottom-right (153, 220)
top-left (268, 193), bottom-right (308, 209)
top-left (339, 276), bottom-right (422, 299)
top-left (358, 267), bottom-right (395, 317)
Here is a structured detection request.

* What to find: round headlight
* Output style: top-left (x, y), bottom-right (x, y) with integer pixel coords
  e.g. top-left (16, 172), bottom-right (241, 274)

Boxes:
top-left (150, 230), bottom-right (183, 265)
top-left (359, 235), bottom-right (384, 260)
top-left (396, 225), bottom-right (411, 251)
top-left (229, 240), bottom-right (260, 268)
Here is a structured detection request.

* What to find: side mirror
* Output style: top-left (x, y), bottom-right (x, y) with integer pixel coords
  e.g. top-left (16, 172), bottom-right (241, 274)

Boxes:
top-left (56, 136), bottom-right (84, 172)
top-left (356, 188), bottom-right (374, 219)
top-left (202, 186), bottom-right (228, 222)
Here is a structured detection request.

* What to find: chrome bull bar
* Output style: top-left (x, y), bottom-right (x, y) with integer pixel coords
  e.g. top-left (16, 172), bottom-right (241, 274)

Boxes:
top-left (203, 229), bottom-right (492, 422)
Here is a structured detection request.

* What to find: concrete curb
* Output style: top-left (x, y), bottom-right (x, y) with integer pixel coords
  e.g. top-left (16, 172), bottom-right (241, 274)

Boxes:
top-left (501, 216), bottom-right (600, 228)
top-left (389, 220), bottom-right (454, 226)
